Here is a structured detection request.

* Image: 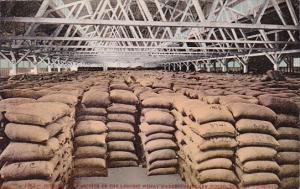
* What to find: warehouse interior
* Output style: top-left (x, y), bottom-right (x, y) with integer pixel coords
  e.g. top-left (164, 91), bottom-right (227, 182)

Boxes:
top-left (0, 0), bottom-right (300, 189)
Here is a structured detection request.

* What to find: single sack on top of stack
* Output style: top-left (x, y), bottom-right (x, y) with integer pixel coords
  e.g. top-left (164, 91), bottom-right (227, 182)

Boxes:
top-left (258, 95), bottom-right (300, 189)
top-left (139, 95), bottom-right (177, 176)
top-left (78, 85), bottom-right (110, 122)
top-left (107, 82), bottom-right (139, 168)
top-left (73, 120), bottom-right (108, 177)
top-left (179, 103), bottom-right (239, 189)
top-left (227, 102), bottom-right (280, 189)
top-left (0, 102), bottom-right (74, 189)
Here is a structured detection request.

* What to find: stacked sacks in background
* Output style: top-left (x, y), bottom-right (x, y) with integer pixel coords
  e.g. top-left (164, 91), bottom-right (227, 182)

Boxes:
top-left (173, 98), bottom-right (239, 189)
top-left (227, 103), bottom-right (280, 189)
top-left (73, 83), bottom-right (110, 177)
top-left (151, 79), bottom-right (173, 94)
top-left (258, 95), bottom-right (300, 189)
top-left (107, 81), bottom-right (139, 167)
top-left (139, 95), bottom-right (178, 176)
top-left (77, 84), bottom-right (110, 122)
top-left (0, 102), bottom-right (74, 188)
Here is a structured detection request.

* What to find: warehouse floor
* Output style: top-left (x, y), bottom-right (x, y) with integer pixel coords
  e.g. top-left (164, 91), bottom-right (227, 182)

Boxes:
top-left (73, 167), bottom-right (186, 189)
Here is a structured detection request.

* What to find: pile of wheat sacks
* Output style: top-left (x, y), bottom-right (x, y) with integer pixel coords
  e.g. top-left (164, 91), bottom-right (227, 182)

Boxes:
top-left (0, 101), bottom-right (74, 188)
top-left (259, 95), bottom-right (300, 189)
top-left (107, 81), bottom-right (139, 167)
top-left (228, 102), bottom-right (280, 189)
top-left (139, 94), bottom-right (178, 176)
top-left (74, 83), bottom-right (110, 177)
top-left (173, 97), bottom-right (239, 189)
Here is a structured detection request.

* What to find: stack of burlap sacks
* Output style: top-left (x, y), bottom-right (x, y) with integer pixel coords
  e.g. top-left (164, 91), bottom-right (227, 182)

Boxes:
top-left (259, 95), bottom-right (300, 189)
top-left (0, 102), bottom-right (74, 188)
top-left (107, 81), bottom-right (139, 167)
top-left (139, 95), bottom-right (178, 176)
top-left (173, 98), bottom-right (239, 189)
top-left (227, 102), bottom-right (281, 189)
top-left (74, 84), bottom-right (111, 177)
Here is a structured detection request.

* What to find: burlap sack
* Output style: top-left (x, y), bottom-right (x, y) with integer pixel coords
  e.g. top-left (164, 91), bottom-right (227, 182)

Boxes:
top-left (107, 122), bottom-right (134, 132)
top-left (147, 159), bottom-right (177, 171)
top-left (75, 121), bottom-right (107, 136)
top-left (46, 116), bottom-right (74, 137)
top-left (190, 104), bottom-right (235, 124)
top-left (190, 149), bottom-right (234, 163)
top-left (258, 95), bottom-right (299, 115)
top-left (237, 133), bottom-right (279, 148)
top-left (107, 132), bottom-right (135, 141)
top-left (109, 151), bottom-right (138, 161)
top-left (146, 149), bottom-right (177, 163)
top-left (5, 102), bottom-right (70, 126)
top-left (140, 123), bottom-right (175, 136)
top-left (0, 139), bottom-right (59, 161)
top-left (275, 114), bottom-right (299, 127)
top-left (194, 158), bottom-right (232, 172)
top-left (107, 104), bottom-right (136, 114)
top-left (75, 146), bottom-right (106, 158)
top-left (199, 137), bottom-right (237, 151)
top-left (189, 121), bottom-right (236, 138)
top-left (38, 94), bottom-right (78, 107)
top-left (143, 133), bottom-right (174, 143)
top-left (219, 95), bottom-right (258, 105)
top-left (277, 127), bottom-right (300, 139)
top-left (144, 139), bottom-right (177, 152)
top-left (239, 160), bottom-right (280, 174)
top-left (5, 123), bottom-right (49, 142)
top-left (73, 167), bottom-right (107, 177)
top-left (0, 160), bottom-right (56, 180)
top-left (142, 108), bottom-right (170, 115)
top-left (280, 177), bottom-right (299, 189)
top-left (75, 134), bottom-right (107, 147)
top-left (78, 107), bottom-right (107, 116)
top-left (276, 152), bottom-right (300, 164)
top-left (238, 172), bottom-right (280, 186)
top-left (108, 160), bottom-right (138, 168)
top-left (236, 119), bottom-right (278, 137)
top-left (279, 164), bottom-right (300, 178)
top-left (278, 139), bottom-right (300, 152)
top-left (227, 103), bottom-right (276, 122)
top-left (77, 115), bottom-right (106, 122)
top-left (144, 111), bottom-right (175, 126)
top-left (152, 81), bottom-right (172, 89)
top-left (74, 158), bottom-right (106, 168)
top-left (236, 147), bottom-right (277, 163)
top-left (81, 90), bottom-right (110, 108)
top-left (108, 141), bottom-right (135, 152)
top-left (1, 180), bottom-right (53, 189)
top-left (148, 167), bottom-right (177, 176)
top-left (110, 83), bottom-right (132, 91)
top-left (107, 113), bottom-right (135, 124)
top-left (142, 97), bottom-right (172, 109)
top-left (110, 90), bottom-right (138, 105)
top-left (196, 169), bottom-right (239, 184)
top-left (0, 98), bottom-right (36, 112)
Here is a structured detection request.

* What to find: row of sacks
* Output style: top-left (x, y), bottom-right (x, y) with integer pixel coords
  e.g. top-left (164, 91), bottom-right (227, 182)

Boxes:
top-left (107, 81), bottom-right (139, 168)
top-left (139, 94), bottom-right (178, 176)
top-left (173, 97), bottom-right (239, 189)
top-left (172, 96), bottom-right (298, 189)
top-left (259, 95), bottom-right (300, 189)
top-left (0, 101), bottom-right (75, 189)
top-left (74, 83), bottom-right (110, 177)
